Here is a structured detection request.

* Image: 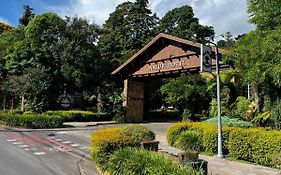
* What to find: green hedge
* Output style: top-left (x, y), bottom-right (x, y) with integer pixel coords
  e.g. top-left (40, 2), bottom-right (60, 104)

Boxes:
top-left (45, 110), bottom-right (95, 122)
top-left (167, 122), bottom-right (281, 168)
top-left (108, 148), bottom-right (202, 175)
top-left (0, 113), bottom-right (63, 128)
top-left (91, 125), bottom-right (156, 172)
top-left (228, 128), bottom-right (281, 168)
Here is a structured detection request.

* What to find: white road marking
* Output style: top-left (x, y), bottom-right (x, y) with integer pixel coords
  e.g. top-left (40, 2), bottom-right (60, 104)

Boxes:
top-left (18, 145), bottom-right (29, 148)
top-left (24, 148), bottom-right (30, 151)
top-left (57, 131), bottom-right (67, 134)
top-left (55, 139), bottom-right (62, 141)
top-left (70, 144), bottom-right (80, 147)
top-left (34, 152), bottom-right (46, 156)
top-left (62, 141), bottom-right (71, 144)
top-left (7, 139), bottom-right (16, 142)
top-left (80, 147), bottom-right (88, 150)
top-left (12, 142), bottom-right (22, 145)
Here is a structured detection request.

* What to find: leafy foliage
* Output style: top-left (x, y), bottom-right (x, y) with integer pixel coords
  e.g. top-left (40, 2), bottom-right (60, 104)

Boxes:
top-left (91, 126), bottom-right (155, 171)
top-left (157, 5), bottom-right (214, 41)
top-left (0, 113), bottom-right (63, 128)
top-left (168, 122), bottom-right (281, 168)
top-left (204, 116), bottom-right (253, 128)
top-left (160, 74), bottom-right (209, 116)
top-left (45, 110), bottom-right (95, 122)
top-left (270, 100), bottom-right (281, 129)
top-left (247, 0), bottom-right (281, 31)
top-left (120, 125), bottom-right (155, 144)
top-left (98, 0), bottom-right (158, 65)
top-left (229, 128), bottom-right (281, 168)
top-left (108, 148), bottom-right (202, 175)
top-left (19, 5), bottom-right (35, 26)
top-left (175, 130), bottom-right (202, 152)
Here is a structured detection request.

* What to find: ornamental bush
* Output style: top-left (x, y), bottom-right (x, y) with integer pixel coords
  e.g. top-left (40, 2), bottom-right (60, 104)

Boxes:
top-left (91, 125), bottom-right (156, 171)
top-left (167, 122), bottom-right (213, 146)
top-left (120, 125), bottom-right (155, 144)
top-left (45, 110), bottom-right (95, 122)
top-left (108, 148), bottom-right (202, 175)
top-left (175, 130), bottom-right (202, 151)
top-left (167, 122), bottom-right (281, 168)
top-left (0, 113), bottom-right (63, 128)
top-left (228, 128), bottom-right (281, 168)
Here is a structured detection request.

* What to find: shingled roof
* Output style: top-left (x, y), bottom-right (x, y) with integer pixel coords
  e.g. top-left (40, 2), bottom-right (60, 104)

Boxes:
top-left (112, 33), bottom-right (227, 78)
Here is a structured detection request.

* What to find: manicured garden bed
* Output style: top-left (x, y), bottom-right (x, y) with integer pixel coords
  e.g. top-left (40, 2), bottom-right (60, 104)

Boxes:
top-left (90, 125), bottom-right (203, 175)
top-left (167, 122), bottom-right (281, 169)
top-left (0, 112), bottom-right (63, 129)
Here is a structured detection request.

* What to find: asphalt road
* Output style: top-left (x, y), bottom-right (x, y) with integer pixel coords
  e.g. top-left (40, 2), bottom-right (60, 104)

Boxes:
top-left (0, 127), bottom-right (100, 175)
top-left (0, 122), bottom-right (176, 175)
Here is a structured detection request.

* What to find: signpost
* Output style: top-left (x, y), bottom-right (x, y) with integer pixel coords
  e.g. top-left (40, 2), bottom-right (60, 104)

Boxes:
top-left (200, 43), bottom-right (223, 158)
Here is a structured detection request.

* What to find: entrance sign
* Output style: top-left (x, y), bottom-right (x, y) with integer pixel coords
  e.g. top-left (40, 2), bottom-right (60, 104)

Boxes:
top-left (200, 44), bottom-right (212, 72)
top-left (149, 60), bottom-right (186, 72)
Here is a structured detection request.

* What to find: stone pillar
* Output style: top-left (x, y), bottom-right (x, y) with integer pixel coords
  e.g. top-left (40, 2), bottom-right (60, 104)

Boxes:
top-left (124, 79), bottom-right (144, 122)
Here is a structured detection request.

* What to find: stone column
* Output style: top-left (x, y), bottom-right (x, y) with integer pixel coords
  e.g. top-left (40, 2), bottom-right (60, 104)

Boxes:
top-left (124, 79), bottom-right (144, 122)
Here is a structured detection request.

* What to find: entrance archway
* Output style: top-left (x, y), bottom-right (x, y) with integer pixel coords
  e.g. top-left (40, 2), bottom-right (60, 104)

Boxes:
top-left (112, 33), bottom-right (230, 122)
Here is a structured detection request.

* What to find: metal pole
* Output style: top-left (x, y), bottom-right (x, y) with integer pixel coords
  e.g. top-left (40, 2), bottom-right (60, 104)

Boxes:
top-left (215, 45), bottom-right (223, 158)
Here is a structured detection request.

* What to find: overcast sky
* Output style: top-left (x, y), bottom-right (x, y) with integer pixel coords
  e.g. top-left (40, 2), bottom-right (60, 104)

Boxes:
top-left (0, 0), bottom-right (255, 38)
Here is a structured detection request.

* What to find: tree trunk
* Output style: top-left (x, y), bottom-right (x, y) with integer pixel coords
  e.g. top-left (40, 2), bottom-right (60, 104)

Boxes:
top-left (3, 95), bottom-right (6, 110)
top-left (11, 96), bottom-right (14, 110)
top-left (20, 96), bottom-right (25, 112)
top-left (251, 82), bottom-right (260, 112)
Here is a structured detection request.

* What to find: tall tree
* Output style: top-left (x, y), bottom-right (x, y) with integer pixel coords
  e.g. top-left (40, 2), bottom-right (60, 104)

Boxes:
top-left (61, 17), bottom-right (102, 92)
top-left (225, 27), bottom-right (281, 113)
top-left (160, 73), bottom-right (209, 116)
top-left (247, 0), bottom-right (281, 31)
top-left (98, 0), bottom-right (158, 65)
top-left (19, 5), bottom-right (35, 26)
top-left (157, 5), bottom-right (214, 41)
top-left (217, 32), bottom-right (235, 48)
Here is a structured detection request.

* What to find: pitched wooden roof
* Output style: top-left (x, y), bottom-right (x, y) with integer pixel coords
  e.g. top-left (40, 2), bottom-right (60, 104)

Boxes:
top-left (112, 33), bottom-right (226, 78)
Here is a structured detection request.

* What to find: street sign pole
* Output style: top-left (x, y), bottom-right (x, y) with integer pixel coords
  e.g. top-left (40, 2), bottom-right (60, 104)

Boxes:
top-left (215, 45), bottom-right (223, 158)
top-left (200, 42), bottom-right (223, 158)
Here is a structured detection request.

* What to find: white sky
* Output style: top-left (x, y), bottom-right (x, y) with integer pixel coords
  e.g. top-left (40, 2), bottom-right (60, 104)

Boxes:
top-left (53, 0), bottom-right (255, 38)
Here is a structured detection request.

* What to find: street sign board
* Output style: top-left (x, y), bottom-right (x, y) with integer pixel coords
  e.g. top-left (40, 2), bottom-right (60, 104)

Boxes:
top-left (200, 44), bottom-right (212, 72)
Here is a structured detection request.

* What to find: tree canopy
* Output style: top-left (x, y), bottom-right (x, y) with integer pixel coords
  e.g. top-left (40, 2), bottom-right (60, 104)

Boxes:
top-left (247, 0), bottom-right (281, 31)
top-left (157, 5), bottom-right (214, 41)
top-left (19, 5), bottom-right (35, 26)
top-left (98, 0), bottom-right (158, 65)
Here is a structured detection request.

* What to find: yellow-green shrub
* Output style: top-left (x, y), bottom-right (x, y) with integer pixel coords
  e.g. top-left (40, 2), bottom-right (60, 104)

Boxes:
top-left (167, 122), bottom-right (210, 146)
top-left (228, 128), bottom-right (281, 168)
top-left (167, 122), bottom-right (215, 146)
top-left (168, 122), bottom-right (281, 168)
top-left (91, 126), bottom-right (156, 172)
top-left (46, 110), bottom-right (95, 122)
top-left (108, 148), bottom-right (202, 175)
top-left (202, 126), bottom-right (235, 154)
top-left (0, 113), bottom-right (63, 128)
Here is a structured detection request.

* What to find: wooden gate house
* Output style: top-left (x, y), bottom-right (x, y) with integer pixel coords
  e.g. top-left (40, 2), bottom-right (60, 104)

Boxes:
top-left (112, 33), bottom-right (229, 122)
